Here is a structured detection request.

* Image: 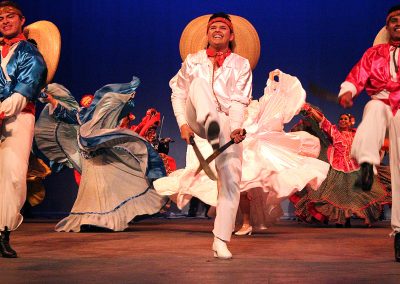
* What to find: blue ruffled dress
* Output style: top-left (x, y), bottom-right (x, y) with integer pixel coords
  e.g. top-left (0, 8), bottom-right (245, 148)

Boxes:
top-left (35, 77), bottom-right (168, 232)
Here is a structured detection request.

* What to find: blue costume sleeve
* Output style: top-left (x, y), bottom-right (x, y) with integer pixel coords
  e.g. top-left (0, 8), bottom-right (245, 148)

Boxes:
top-left (52, 103), bottom-right (79, 125)
top-left (13, 43), bottom-right (47, 101)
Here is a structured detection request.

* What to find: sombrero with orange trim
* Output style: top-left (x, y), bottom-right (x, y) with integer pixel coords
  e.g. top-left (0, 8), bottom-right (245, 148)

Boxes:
top-left (24, 20), bottom-right (61, 83)
top-left (373, 26), bottom-right (390, 46)
top-left (179, 14), bottom-right (260, 70)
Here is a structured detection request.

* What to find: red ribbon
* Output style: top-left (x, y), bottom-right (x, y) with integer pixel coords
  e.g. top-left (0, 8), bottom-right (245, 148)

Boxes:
top-left (207, 17), bottom-right (234, 32)
top-left (206, 48), bottom-right (231, 67)
top-left (390, 40), bottom-right (400, 47)
top-left (0, 33), bottom-right (26, 57)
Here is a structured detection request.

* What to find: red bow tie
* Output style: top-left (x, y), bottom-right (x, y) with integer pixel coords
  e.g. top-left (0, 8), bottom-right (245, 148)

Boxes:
top-left (391, 39), bottom-right (400, 47)
top-left (0, 33), bottom-right (26, 57)
top-left (206, 48), bottom-right (231, 67)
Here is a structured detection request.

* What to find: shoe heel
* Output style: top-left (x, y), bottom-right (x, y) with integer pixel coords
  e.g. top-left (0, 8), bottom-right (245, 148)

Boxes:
top-left (213, 250), bottom-right (218, 258)
top-left (234, 226), bottom-right (253, 236)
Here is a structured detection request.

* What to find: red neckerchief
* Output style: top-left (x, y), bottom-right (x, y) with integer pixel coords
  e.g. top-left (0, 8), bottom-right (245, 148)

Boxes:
top-left (390, 39), bottom-right (400, 47)
top-left (390, 40), bottom-right (400, 77)
top-left (0, 33), bottom-right (26, 57)
top-left (206, 47), bottom-right (231, 68)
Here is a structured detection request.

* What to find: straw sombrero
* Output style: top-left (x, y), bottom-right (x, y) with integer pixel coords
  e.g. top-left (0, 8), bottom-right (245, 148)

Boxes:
top-left (179, 15), bottom-right (260, 70)
top-left (24, 20), bottom-right (61, 83)
top-left (373, 26), bottom-right (389, 46)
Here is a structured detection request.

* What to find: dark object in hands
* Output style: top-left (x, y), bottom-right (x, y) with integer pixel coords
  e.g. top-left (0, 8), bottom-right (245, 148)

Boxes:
top-left (190, 136), bottom-right (217, 181)
top-left (360, 162), bottom-right (374, 191)
top-left (156, 138), bottom-right (174, 155)
top-left (395, 233), bottom-right (400, 262)
top-left (194, 129), bottom-right (246, 176)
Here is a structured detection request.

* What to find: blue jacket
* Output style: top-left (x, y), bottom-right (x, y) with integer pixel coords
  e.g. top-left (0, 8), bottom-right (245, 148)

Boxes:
top-left (0, 40), bottom-right (47, 102)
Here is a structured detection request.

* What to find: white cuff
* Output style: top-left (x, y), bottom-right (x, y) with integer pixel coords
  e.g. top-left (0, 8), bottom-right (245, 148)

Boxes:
top-left (0, 93), bottom-right (28, 118)
top-left (338, 81), bottom-right (357, 98)
top-left (176, 115), bottom-right (188, 129)
top-left (229, 101), bottom-right (245, 131)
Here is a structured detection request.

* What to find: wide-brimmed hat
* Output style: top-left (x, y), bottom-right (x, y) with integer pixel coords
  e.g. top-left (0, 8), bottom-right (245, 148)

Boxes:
top-left (373, 26), bottom-right (390, 46)
top-left (24, 20), bottom-right (61, 83)
top-left (179, 14), bottom-right (260, 70)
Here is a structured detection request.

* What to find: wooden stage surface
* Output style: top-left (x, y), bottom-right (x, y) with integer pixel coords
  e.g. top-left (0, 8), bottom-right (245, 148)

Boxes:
top-left (1, 218), bottom-right (399, 283)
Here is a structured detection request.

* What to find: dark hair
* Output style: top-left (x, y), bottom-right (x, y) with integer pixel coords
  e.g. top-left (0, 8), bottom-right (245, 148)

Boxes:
top-left (0, 1), bottom-right (23, 16)
top-left (208, 12), bottom-right (231, 23)
top-left (338, 113), bottom-right (352, 122)
top-left (388, 5), bottom-right (400, 16)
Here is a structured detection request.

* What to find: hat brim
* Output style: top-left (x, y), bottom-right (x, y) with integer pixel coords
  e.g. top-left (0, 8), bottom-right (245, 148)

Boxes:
top-left (24, 20), bottom-right (61, 84)
top-left (373, 26), bottom-right (390, 46)
top-left (179, 15), bottom-right (260, 70)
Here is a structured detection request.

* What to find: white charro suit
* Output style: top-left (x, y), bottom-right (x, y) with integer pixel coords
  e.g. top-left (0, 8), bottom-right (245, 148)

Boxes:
top-left (171, 49), bottom-right (252, 241)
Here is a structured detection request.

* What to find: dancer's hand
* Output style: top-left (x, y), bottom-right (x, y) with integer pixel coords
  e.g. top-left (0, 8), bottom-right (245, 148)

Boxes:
top-left (302, 103), bottom-right (311, 111)
top-left (230, 128), bottom-right (246, 144)
top-left (301, 103), bottom-right (312, 114)
top-left (180, 124), bottom-right (194, 144)
top-left (40, 91), bottom-right (58, 108)
top-left (161, 137), bottom-right (174, 143)
top-left (381, 138), bottom-right (390, 152)
top-left (301, 104), bottom-right (324, 122)
top-left (339, 91), bottom-right (353, 108)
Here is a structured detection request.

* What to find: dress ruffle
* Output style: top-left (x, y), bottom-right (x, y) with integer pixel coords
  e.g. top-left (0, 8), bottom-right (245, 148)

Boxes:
top-left (291, 168), bottom-right (391, 225)
top-left (36, 79), bottom-right (168, 232)
top-left (56, 188), bottom-right (166, 232)
top-left (154, 71), bottom-right (329, 209)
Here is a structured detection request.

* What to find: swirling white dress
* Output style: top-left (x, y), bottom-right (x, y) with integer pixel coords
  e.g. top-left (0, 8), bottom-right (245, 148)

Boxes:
top-left (154, 71), bottom-right (329, 209)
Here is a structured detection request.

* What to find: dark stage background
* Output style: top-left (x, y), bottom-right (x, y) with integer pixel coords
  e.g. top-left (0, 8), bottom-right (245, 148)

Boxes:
top-left (18, 0), bottom-right (398, 216)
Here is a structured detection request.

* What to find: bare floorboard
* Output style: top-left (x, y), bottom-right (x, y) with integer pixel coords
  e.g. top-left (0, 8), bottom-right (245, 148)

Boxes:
top-left (1, 218), bottom-right (399, 283)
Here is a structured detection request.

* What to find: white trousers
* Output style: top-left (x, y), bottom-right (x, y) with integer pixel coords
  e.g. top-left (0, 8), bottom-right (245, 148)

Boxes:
top-left (351, 100), bottom-right (400, 233)
top-left (0, 112), bottom-right (34, 231)
top-left (186, 78), bottom-right (242, 241)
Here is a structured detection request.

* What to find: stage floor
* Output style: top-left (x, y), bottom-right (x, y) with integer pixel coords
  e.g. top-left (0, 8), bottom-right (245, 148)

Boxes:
top-left (1, 218), bottom-right (399, 283)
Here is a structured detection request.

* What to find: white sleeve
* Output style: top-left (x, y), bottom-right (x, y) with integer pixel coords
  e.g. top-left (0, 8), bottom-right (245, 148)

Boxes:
top-left (0, 93), bottom-right (28, 118)
top-left (229, 101), bottom-right (246, 130)
top-left (229, 59), bottom-right (252, 131)
top-left (170, 60), bottom-right (191, 128)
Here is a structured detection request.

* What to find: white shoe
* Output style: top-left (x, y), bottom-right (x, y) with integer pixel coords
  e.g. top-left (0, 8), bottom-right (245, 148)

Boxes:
top-left (212, 237), bottom-right (232, 259)
top-left (234, 225), bottom-right (253, 236)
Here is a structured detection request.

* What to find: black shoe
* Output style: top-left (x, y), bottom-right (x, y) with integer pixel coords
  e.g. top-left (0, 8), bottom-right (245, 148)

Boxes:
top-left (207, 121), bottom-right (220, 151)
top-left (0, 229), bottom-right (17, 258)
top-left (187, 198), bottom-right (199, 217)
top-left (395, 233), bottom-right (400, 262)
top-left (360, 163), bottom-right (374, 191)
